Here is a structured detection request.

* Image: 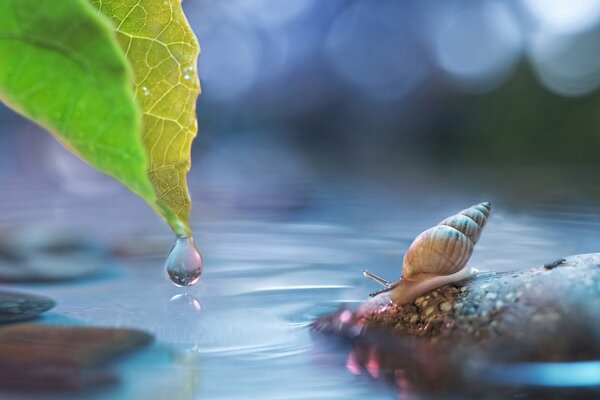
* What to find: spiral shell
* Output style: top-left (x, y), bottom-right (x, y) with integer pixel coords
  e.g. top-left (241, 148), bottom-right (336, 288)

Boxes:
top-left (401, 202), bottom-right (491, 281)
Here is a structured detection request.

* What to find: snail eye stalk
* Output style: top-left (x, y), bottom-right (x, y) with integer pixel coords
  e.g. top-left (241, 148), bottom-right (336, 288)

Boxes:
top-left (363, 270), bottom-right (392, 287)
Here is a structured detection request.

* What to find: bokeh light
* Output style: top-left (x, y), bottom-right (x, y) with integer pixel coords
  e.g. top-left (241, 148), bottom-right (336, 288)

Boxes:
top-left (324, 1), bottom-right (428, 101)
top-left (431, 1), bottom-right (522, 92)
top-left (521, 0), bottom-right (600, 34)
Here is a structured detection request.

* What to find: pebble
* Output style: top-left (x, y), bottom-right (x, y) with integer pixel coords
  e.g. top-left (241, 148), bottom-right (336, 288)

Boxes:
top-left (0, 324), bottom-right (153, 391)
top-left (0, 290), bottom-right (55, 322)
top-left (0, 229), bottom-right (104, 282)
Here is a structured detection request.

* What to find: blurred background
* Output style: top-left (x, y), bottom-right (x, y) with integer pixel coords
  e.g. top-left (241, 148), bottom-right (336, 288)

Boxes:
top-left (3, 0), bottom-right (600, 208)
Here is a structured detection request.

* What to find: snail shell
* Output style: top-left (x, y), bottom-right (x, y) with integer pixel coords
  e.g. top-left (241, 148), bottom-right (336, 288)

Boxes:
top-left (402, 202), bottom-right (490, 281)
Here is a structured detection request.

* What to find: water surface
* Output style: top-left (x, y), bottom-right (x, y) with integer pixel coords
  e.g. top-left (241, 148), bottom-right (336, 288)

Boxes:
top-left (1, 177), bottom-right (600, 399)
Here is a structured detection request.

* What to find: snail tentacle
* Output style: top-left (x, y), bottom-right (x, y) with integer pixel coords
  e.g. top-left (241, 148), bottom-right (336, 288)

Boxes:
top-left (363, 269), bottom-right (402, 297)
top-left (363, 270), bottom-right (392, 288)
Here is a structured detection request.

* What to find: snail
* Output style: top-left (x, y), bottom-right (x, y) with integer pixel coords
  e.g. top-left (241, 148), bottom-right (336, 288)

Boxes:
top-left (363, 202), bottom-right (491, 307)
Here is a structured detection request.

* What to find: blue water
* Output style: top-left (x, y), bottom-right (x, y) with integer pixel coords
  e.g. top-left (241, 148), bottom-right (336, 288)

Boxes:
top-left (2, 176), bottom-right (600, 399)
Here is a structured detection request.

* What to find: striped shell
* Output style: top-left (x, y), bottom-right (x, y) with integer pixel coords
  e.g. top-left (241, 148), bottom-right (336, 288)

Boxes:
top-left (401, 202), bottom-right (491, 281)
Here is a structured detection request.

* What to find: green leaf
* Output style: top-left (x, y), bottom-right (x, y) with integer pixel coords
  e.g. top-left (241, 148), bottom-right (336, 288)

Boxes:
top-left (91, 0), bottom-right (201, 237)
top-left (0, 0), bottom-right (200, 236)
top-left (0, 0), bottom-right (157, 212)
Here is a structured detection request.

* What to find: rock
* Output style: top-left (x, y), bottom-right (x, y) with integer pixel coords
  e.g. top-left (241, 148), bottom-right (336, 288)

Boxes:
top-left (0, 324), bottom-right (153, 391)
top-left (312, 254), bottom-right (600, 398)
top-left (0, 290), bottom-right (55, 322)
top-left (0, 228), bottom-right (104, 282)
top-left (364, 254), bottom-right (600, 349)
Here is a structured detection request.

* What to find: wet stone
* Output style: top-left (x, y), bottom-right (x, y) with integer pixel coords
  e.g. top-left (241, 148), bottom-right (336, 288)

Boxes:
top-left (315, 253), bottom-right (600, 356)
top-left (312, 254), bottom-right (600, 400)
top-left (0, 290), bottom-right (55, 322)
top-left (0, 324), bottom-right (153, 391)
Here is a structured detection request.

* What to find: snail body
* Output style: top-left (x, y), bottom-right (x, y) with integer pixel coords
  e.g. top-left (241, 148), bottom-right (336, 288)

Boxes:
top-left (363, 202), bottom-right (491, 308)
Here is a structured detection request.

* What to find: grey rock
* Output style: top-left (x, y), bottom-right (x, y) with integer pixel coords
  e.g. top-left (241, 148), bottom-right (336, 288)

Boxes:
top-left (312, 254), bottom-right (600, 398)
top-left (0, 290), bottom-right (55, 322)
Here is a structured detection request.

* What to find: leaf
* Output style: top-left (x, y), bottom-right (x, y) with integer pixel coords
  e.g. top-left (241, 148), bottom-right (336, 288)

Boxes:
top-left (0, 0), bottom-right (157, 212)
top-left (0, 0), bottom-right (200, 236)
top-left (91, 0), bottom-right (201, 237)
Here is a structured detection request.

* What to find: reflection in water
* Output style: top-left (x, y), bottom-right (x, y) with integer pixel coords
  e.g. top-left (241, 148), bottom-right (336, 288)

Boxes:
top-left (480, 360), bottom-right (600, 387)
top-left (163, 293), bottom-right (203, 353)
top-left (169, 293), bottom-right (203, 313)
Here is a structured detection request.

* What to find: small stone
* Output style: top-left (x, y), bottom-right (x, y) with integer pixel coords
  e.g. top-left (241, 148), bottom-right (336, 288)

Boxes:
top-left (0, 324), bottom-right (153, 391)
top-left (0, 290), bottom-right (55, 322)
top-left (544, 258), bottom-right (566, 270)
top-left (440, 302), bottom-right (451, 312)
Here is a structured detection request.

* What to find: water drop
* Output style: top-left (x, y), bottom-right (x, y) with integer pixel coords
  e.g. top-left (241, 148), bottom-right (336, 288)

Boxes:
top-left (183, 74), bottom-right (191, 80)
top-left (142, 86), bottom-right (150, 96)
top-left (165, 236), bottom-right (203, 286)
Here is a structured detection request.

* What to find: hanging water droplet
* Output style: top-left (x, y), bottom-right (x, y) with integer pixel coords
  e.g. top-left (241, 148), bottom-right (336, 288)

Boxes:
top-left (165, 236), bottom-right (203, 286)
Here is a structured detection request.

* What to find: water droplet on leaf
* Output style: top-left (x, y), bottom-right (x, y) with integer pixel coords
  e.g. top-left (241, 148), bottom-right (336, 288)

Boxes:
top-left (165, 236), bottom-right (202, 286)
top-left (142, 86), bottom-right (150, 96)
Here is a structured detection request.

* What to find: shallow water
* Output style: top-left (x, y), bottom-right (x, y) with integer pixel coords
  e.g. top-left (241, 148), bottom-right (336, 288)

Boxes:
top-left (1, 176), bottom-right (600, 399)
